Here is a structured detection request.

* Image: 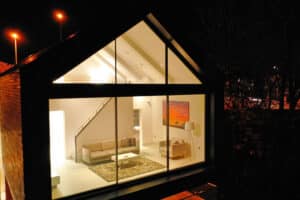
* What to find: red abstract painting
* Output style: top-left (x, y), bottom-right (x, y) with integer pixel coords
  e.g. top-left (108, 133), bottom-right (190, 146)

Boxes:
top-left (162, 100), bottom-right (189, 129)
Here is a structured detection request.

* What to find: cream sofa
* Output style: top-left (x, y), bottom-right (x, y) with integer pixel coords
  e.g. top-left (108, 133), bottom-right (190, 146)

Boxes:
top-left (159, 138), bottom-right (190, 159)
top-left (82, 137), bottom-right (139, 164)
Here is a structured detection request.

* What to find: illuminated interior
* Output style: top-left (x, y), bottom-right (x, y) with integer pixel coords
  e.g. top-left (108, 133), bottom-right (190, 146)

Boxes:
top-left (54, 21), bottom-right (201, 84)
top-left (49, 111), bottom-right (66, 170)
top-left (49, 18), bottom-right (205, 199)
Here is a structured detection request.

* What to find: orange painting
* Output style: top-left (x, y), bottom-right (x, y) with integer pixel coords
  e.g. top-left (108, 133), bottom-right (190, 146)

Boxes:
top-left (162, 100), bottom-right (189, 129)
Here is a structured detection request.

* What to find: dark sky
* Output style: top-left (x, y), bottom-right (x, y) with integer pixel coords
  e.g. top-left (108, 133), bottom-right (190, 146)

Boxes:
top-left (0, 1), bottom-right (80, 64)
top-left (1, 1), bottom-right (299, 75)
top-left (0, 1), bottom-right (154, 64)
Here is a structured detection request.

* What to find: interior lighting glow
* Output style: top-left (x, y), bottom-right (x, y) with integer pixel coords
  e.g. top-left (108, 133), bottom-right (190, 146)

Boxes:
top-left (88, 65), bottom-right (113, 83)
top-left (50, 111), bottom-right (66, 170)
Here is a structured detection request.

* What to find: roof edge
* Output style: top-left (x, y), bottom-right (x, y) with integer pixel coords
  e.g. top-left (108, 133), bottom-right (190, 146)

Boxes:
top-left (146, 13), bottom-right (201, 74)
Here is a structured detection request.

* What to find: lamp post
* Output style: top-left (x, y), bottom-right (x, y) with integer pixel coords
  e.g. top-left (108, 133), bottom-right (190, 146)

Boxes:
top-left (53, 9), bottom-right (67, 41)
top-left (9, 31), bottom-right (19, 65)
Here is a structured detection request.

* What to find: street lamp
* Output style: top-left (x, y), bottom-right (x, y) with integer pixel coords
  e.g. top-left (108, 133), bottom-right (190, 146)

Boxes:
top-left (53, 9), bottom-right (67, 41)
top-left (4, 28), bottom-right (24, 65)
top-left (9, 31), bottom-right (20, 65)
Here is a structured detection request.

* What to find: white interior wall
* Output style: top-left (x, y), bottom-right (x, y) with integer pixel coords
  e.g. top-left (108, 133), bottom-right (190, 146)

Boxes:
top-left (133, 96), bottom-right (153, 145)
top-left (151, 96), bottom-right (166, 142)
top-left (151, 95), bottom-right (205, 161)
top-left (77, 99), bottom-right (115, 146)
top-left (76, 97), bottom-right (134, 159)
top-left (185, 95), bottom-right (205, 161)
top-left (151, 96), bottom-right (188, 142)
top-left (138, 95), bottom-right (205, 143)
top-left (140, 97), bottom-right (153, 145)
top-left (49, 94), bottom-right (205, 162)
top-left (117, 97), bottom-right (135, 139)
top-left (50, 98), bottom-right (105, 159)
top-left (50, 97), bottom-right (134, 161)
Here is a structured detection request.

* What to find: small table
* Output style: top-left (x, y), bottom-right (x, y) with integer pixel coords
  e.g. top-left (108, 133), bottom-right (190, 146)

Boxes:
top-left (111, 152), bottom-right (138, 169)
top-left (111, 152), bottom-right (138, 161)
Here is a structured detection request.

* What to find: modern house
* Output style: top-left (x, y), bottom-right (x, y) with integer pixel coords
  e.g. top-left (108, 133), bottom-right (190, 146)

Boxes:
top-left (0, 4), bottom-right (220, 200)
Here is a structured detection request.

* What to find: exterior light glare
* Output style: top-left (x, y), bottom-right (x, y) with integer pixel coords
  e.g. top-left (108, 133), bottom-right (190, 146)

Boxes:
top-left (10, 32), bottom-right (19, 40)
top-left (53, 9), bottom-right (67, 41)
top-left (5, 29), bottom-right (23, 64)
top-left (56, 13), bottom-right (64, 21)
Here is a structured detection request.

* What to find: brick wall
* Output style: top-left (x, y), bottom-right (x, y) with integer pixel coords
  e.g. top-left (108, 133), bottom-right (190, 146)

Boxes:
top-left (0, 72), bottom-right (24, 200)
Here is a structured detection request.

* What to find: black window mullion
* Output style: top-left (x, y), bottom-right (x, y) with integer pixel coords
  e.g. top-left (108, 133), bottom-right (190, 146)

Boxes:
top-left (114, 39), bottom-right (119, 184)
top-left (115, 97), bottom-right (119, 183)
top-left (165, 44), bottom-right (170, 171)
top-left (114, 39), bottom-right (117, 84)
top-left (166, 95), bottom-right (170, 171)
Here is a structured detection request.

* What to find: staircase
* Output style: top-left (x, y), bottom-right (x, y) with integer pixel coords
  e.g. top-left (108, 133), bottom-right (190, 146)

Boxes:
top-left (74, 97), bottom-right (112, 162)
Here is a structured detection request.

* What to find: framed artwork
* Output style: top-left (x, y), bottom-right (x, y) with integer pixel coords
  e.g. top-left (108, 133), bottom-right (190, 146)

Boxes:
top-left (162, 100), bottom-right (189, 129)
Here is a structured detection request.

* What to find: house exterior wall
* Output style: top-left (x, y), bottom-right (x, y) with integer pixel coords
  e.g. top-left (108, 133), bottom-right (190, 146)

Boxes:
top-left (20, 68), bottom-right (52, 199)
top-left (0, 72), bottom-right (24, 200)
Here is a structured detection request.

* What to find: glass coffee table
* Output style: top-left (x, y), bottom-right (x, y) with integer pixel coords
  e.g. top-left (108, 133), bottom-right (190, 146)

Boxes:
top-left (111, 152), bottom-right (138, 169)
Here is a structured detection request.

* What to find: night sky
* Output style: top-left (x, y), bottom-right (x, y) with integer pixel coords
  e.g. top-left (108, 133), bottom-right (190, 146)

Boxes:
top-left (0, 1), bottom-right (82, 64)
top-left (1, 1), bottom-right (300, 74)
top-left (0, 1), bottom-right (159, 64)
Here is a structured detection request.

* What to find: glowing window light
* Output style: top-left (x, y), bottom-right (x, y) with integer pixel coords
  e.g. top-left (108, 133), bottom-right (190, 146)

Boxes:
top-left (53, 76), bottom-right (65, 83)
top-left (49, 111), bottom-right (66, 170)
top-left (88, 65), bottom-right (114, 83)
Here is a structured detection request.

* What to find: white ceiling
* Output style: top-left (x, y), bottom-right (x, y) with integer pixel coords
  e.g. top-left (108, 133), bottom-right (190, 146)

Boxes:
top-left (54, 21), bottom-right (200, 84)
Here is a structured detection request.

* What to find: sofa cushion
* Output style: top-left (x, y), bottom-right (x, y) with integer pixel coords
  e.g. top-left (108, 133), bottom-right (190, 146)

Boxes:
top-left (120, 138), bottom-right (130, 147)
top-left (118, 146), bottom-right (138, 154)
top-left (90, 149), bottom-right (115, 159)
top-left (129, 138), bottom-right (136, 146)
top-left (81, 137), bottom-right (139, 164)
top-left (83, 142), bottom-right (102, 151)
top-left (102, 141), bottom-right (115, 150)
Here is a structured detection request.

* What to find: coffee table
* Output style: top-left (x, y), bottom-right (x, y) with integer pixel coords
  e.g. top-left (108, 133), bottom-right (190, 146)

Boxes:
top-left (111, 152), bottom-right (138, 169)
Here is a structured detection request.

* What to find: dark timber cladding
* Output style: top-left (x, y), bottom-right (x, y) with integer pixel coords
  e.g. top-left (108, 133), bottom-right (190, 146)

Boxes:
top-left (20, 68), bottom-right (52, 199)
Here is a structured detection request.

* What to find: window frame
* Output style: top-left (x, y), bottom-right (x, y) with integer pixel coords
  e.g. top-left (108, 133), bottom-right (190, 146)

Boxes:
top-left (48, 15), bottom-right (212, 199)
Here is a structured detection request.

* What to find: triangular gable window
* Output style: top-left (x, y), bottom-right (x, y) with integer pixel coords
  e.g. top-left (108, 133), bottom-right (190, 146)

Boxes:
top-left (54, 18), bottom-right (201, 84)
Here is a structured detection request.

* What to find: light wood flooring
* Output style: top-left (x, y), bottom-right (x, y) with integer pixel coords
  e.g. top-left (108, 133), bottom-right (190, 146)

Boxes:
top-left (52, 143), bottom-right (199, 199)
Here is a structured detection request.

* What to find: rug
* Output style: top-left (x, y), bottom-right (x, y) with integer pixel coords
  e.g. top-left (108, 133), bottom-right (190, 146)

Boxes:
top-left (89, 156), bottom-right (165, 182)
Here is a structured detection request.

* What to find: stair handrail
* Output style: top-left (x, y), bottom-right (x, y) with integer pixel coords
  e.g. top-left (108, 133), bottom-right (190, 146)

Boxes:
top-left (74, 97), bottom-right (112, 162)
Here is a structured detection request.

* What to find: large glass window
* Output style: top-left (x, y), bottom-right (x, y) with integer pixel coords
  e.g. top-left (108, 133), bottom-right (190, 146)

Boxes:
top-left (168, 95), bottom-right (205, 169)
top-left (49, 95), bottom-right (205, 198)
top-left (54, 21), bottom-right (166, 84)
top-left (117, 96), bottom-right (167, 183)
top-left (168, 49), bottom-right (201, 84)
top-left (53, 20), bottom-right (201, 85)
top-left (54, 42), bottom-right (116, 84)
top-left (116, 22), bottom-right (165, 83)
top-left (49, 98), bottom-right (116, 199)
top-left (49, 16), bottom-right (206, 200)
